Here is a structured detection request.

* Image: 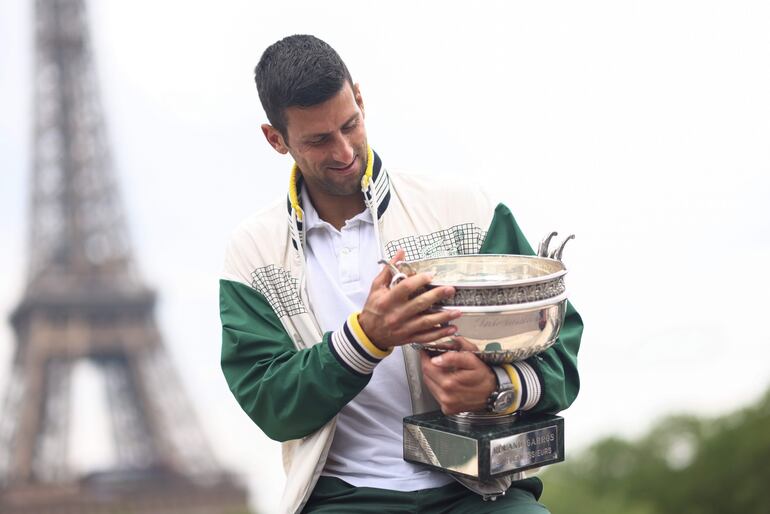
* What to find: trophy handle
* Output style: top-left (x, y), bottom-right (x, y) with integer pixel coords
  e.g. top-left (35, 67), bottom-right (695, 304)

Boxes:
top-left (548, 234), bottom-right (575, 261)
top-left (378, 259), bottom-right (412, 288)
top-left (537, 232), bottom-right (558, 257)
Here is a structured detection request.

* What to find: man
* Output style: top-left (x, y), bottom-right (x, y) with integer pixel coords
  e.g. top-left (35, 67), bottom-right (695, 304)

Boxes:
top-left (220, 35), bottom-right (582, 514)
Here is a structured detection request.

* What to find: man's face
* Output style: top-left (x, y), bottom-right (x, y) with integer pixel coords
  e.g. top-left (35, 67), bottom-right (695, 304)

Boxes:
top-left (263, 83), bottom-right (368, 199)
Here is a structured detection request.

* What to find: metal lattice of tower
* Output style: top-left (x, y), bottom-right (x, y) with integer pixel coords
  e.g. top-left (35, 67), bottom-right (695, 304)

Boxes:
top-left (0, 1), bottom-right (252, 512)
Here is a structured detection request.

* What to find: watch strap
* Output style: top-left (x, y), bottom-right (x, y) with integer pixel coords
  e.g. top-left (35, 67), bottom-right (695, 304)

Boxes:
top-left (487, 365), bottom-right (518, 414)
top-left (492, 365), bottom-right (512, 391)
top-left (501, 363), bottom-right (523, 413)
top-left (486, 365), bottom-right (522, 414)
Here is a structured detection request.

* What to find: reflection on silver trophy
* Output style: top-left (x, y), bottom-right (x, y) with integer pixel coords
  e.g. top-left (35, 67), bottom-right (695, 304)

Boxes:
top-left (388, 232), bottom-right (575, 482)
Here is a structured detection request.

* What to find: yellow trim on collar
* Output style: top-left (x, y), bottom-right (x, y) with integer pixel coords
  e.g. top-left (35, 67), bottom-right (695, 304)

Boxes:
top-left (290, 145), bottom-right (373, 221)
top-left (288, 163), bottom-right (304, 222)
top-left (360, 145), bottom-right (374, 190)
top-left (350, 312), bottom-right (392, 358)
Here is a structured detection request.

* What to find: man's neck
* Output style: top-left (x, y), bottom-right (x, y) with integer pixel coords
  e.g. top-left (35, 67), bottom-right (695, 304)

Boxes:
top-left (307, 189), bottom-right (366, 231)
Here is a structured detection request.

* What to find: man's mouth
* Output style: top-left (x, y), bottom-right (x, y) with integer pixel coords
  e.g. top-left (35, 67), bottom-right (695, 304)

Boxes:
top-left (328, 155), bottom-right (358, 173)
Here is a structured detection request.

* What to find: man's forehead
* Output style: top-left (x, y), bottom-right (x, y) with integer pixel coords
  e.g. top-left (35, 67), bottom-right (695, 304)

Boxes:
top-left (284, 85), bottom-right (359, 137)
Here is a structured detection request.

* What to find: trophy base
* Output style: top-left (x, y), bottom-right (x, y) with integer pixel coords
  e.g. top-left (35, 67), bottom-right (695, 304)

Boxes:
top-left (403, 411), bottom-right (564, 481)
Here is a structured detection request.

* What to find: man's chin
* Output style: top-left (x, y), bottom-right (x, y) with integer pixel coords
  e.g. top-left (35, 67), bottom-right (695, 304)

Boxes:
top-left (321, 177), bottom-right (364, 197)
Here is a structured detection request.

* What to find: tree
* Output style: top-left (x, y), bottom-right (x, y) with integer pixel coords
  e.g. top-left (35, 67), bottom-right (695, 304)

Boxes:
top-left (539, 387), bottom-right (770, 514)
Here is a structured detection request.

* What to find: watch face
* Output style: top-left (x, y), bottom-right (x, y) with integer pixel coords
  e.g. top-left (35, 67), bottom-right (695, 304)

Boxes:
top-left (493, 390), bottom-right (515, 412)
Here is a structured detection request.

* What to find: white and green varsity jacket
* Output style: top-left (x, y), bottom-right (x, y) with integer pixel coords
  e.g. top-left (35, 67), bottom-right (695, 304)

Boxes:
top-left (219, 148), bottom-right (583, 514)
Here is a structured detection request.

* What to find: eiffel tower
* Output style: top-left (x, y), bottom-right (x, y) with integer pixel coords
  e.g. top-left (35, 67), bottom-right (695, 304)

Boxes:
top-left (0, 1), bottom-right (251, 512)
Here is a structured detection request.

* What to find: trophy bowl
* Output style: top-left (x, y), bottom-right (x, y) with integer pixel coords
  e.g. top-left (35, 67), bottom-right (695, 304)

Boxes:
top-left (436, 294), bottom-right (567, 364)
top-left (399, 254), bottom-right (569, 364)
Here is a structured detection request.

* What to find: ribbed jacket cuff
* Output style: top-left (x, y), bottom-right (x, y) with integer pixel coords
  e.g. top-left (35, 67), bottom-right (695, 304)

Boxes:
top-left (511, 361), bottom-right (542, 411)
top-left (327, 313), bottom-right (392, 376)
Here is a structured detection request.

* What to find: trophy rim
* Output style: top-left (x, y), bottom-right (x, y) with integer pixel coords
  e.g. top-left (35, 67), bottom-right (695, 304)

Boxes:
top-left (403, 254), bottom-right (567, 288)
top-left (435, 292), bottom-right (568, 313)
top-left (413, 339), bottom-right (558, 364)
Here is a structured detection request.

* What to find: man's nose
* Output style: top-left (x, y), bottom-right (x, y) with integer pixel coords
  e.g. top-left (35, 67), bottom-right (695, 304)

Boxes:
top-left (330, 133), bottom-right (355, 164)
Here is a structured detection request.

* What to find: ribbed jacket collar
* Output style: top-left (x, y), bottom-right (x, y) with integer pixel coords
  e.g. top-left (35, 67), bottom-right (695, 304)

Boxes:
top-left (286, 147), bottom-right (391, 251)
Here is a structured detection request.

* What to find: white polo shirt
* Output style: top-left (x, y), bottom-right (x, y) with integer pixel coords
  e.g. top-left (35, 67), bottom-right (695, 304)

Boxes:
top-left (302, 189), bottom-right (452, 491)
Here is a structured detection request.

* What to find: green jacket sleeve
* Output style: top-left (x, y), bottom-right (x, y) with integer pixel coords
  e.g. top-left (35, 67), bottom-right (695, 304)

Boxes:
top-left (479, 203), bottom-right (583, 414)
top-left (220, 279), bottom-right (389, 441)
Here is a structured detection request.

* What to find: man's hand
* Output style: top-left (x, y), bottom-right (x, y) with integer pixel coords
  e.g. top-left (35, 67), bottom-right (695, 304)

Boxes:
top-left (420, 337), bottom-right (497, 415)
top-left (357, 249), bottom-right (461, 350)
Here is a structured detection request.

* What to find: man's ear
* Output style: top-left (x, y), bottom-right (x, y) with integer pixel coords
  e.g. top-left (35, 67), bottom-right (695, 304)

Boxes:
top-left (261, 124), bottom-right (289, 154)
top-left (353, 83), bottom-right (365, 118)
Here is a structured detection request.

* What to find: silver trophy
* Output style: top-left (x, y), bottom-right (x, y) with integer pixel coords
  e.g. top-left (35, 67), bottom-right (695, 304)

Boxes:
top-left (392, 232), bottom-right (574, 482)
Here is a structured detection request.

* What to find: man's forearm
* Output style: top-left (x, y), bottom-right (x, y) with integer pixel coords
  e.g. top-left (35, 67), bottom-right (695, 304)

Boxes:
top-left (220, 279), bottom-right (380, 441)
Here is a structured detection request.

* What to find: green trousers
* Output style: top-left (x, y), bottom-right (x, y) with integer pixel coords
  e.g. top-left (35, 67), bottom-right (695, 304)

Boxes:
top-left (301, 476), bottom-right (550, 513)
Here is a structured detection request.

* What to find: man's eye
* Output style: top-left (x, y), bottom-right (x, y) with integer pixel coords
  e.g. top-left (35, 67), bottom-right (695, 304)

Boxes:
top-left (343, 120), bottom-right (358, 132)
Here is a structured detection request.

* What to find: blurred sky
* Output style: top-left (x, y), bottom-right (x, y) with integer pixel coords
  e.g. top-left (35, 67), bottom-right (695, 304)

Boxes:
top-left (1, 1), bottom-right (769, 513)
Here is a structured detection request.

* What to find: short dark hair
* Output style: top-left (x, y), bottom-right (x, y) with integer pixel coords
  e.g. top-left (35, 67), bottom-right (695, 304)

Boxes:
top-left (255, 35), bottom-right (353, 139)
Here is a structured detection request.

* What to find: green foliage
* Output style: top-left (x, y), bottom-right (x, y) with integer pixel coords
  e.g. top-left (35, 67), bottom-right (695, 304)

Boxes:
top-left (540, 388), bottom-right (770, 514)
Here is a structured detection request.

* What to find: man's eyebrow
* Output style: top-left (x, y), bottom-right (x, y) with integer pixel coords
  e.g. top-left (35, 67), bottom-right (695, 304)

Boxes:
top-left (302, 113), bottom-right (359, 141)
top-left (341, 113), bottom-right (360, 126)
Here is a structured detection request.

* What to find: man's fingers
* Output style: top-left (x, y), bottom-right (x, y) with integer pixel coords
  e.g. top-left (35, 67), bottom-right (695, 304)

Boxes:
top-left (420, 366), bottom-right (445, 401)
top-left (423, 338), bottom-right (464, 352)
top-left (449, 336), bottom-right (477, 352)
top-left (403, 308), bottom-right (464, 341)
top-left (403, 309), bottom-right (461, 333)
top-left (420, 352), bottom-right (449, 390)
top-left (391, 271), bottom-right (449, 302)
top-left (430, 349), bottom-right (485, 371)
top-left (410, 325), bottom-right (458, 344)
top-left (362, 250), bottom-right (461, 348)
top-left (371, 261), bottom-right (396, 289)
top-left (421, 347), bottom-right (495, 414)
top-left (398, 285), bottom-right (457, 319)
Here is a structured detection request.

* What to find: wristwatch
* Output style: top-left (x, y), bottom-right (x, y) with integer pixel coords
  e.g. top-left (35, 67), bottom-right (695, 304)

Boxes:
top-left (486, 366), bottom-right (515, 413)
